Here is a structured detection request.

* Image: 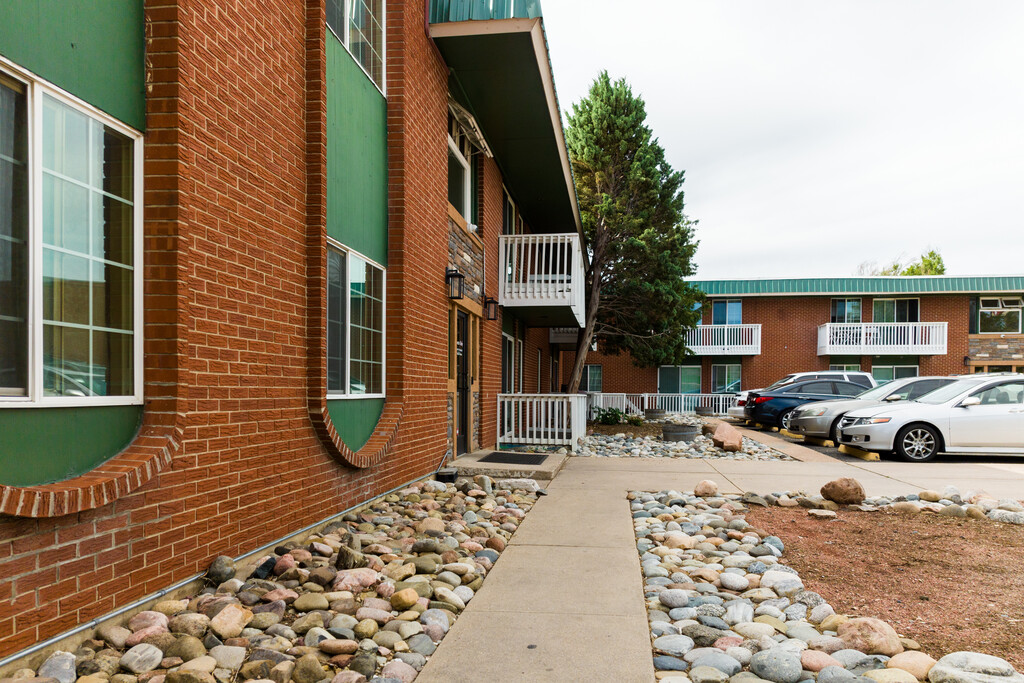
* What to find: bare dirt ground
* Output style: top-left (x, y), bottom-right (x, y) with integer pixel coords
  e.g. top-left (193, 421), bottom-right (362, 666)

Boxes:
top-left (745, 506), bottom-right (1024, 671)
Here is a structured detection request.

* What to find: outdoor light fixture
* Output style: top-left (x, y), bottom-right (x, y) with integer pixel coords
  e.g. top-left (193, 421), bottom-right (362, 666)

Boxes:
top-left (484, 297), bottom-right (499, 320)
top-left (445, 267), bottom-right (465, 300)
top-left (963, 355), bottom-right (971, 367)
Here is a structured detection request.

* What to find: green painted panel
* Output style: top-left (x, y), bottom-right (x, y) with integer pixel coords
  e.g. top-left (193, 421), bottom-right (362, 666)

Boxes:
top-left (0, 405), bottom-right (142, 487)
top-left (429, 0), bottom-right (542, 23)
top-left (327, 34), bottom-right (388, 266)
top-left (691, 277), bottom-right (1024, 297)
top-left (327, 398), bottom-right (385, 451)
top-left (0, 0), bottom-right (145, 131)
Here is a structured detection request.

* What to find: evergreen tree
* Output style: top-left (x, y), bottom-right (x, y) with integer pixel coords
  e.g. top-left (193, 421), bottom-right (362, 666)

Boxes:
top-left (565, 72), bottom-right (701, 392)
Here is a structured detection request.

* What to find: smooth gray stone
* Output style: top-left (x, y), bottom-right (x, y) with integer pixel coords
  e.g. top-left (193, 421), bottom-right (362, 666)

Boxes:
top-left (120, 644), bottom-right (164, 674)
top-left (818, 666), bottom-right (857, 683)
top-left (750, 649), bottom-right (803, 683)
top-left (928, 653), bottom-right (1024, 683)
top-left (653, 634), bottom-right (696, 657)
top-left (654, 655), bottom-right (690, 672)
top-left (832, 649), bottom-right (871, 669)
top-left (692, 666), bottom-right (731, 683)
top-left (38, 651), bottom-right (77, 683)
top-left (692, 651), bottom-right (743, 676)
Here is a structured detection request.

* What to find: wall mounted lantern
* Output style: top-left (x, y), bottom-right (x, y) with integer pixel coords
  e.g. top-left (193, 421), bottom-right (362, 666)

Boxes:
top-left (484, 296), bottom-right (499, 320)
top-left (446, 267), bottom-right (465, 300)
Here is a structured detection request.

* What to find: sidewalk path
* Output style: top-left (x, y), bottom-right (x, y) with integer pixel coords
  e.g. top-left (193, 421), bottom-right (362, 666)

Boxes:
top-left (417, 450), bottom-right (1024, 682)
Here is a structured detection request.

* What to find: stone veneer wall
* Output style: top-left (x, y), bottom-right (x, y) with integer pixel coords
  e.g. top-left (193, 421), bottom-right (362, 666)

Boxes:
top-left (969, 336), bottom-right (1024, 363)
top-left (448, 217), bottom-right (485, 305)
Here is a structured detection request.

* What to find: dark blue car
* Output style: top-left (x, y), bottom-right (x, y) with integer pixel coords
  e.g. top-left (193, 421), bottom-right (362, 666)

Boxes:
top-left (744, 379), bottom-right (866, 431)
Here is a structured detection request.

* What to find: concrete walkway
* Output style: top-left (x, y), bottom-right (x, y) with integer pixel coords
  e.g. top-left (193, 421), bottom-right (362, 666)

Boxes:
top-left (417, 451), bottom-right (1024, 682)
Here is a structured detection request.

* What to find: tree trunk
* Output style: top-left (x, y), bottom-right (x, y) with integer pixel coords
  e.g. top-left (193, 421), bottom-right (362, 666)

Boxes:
top-left (567, 225), bottom-right (608, 393)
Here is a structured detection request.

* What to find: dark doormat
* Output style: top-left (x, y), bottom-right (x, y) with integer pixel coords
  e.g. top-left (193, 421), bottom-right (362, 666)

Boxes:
top-left (477, 452), bottom-right (549, 465)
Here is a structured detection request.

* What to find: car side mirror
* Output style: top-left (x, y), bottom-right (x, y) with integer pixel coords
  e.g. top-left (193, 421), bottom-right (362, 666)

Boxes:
top-left (883, 395), bottom-right (902, 402)
top-left (959, 396), bottom-right (981, 408)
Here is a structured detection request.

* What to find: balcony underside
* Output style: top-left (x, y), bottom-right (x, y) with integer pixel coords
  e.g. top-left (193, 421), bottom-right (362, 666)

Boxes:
top-left (817, 345), bottom-right (946, 355)
top-left (688, 346), bottom-right (760, 356)
top-left (503, 302), bottom-right (583, 328)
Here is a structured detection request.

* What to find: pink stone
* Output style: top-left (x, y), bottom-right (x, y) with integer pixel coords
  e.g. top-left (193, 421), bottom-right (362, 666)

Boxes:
top-left (331, 671), bottom-right (367, 683)
top-left (802, 650), bottom-right (843, 672)
top-left (362, 597), bottom-right (392, 612)
top-left (354, 607), bottom-right (392, 624)
top-left (129, 611), bottom-right (169, 632)
top-left (333, 567), bottom-right (380, 592)
top-left (712, 423), bottom-right (743, 452)
top-left (423, 623), bottom-right (446, 643)
top-left (375, 582), bottom-right (395, 599)
top-left (319, 639), bottom-right (359, 655)
top-left (380, 660), bottom-right (417, 683)
top-left (309, 542), bottom-right (334, 557)
top-left (460, 541), bottom-right (483, 552)
top-left (272, 555), bottom-right (296, 576)
top-left (289, 549), bottom-right (313, 563)
top-left (125, 624), bottom-right (168, 646)
top-left (261, 588), bottom-right (299, 603)
top-left (209, 604), bottom-right (253, 639)
top-left (695, 480), bottom-right (719, 497)
top-left (714, 636), bottom-right (743, 650)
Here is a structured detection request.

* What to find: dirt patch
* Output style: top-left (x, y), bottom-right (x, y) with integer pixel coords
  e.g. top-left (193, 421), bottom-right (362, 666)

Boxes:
top-left (745, 506), bottom-right (1024, 671)
top-left (587, 422), bottom-right (666, 438)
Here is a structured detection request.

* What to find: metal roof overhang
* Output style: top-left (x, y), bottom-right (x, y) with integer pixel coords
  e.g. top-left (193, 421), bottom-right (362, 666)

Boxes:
top-left (430, 18), bottom-right (581, 236)
top-left (689, 276), bottom-right (1024, 297)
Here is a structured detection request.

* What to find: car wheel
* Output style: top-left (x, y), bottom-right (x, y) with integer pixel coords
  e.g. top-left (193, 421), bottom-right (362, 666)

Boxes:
top-left (779, 409), bottom-right (794, 432)
top-left (828, 417), bottom-right (842, 445)
top-left (895, 424), bottom-right (940, 463)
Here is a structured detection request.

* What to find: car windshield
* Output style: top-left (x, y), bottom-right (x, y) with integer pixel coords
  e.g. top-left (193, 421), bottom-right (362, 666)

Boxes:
top-left (855, 381), bottom-right (910, 400)
top-left (914, 379), bottom-right (985, 404)
top-left (766, 374), bottom-right (798, 390)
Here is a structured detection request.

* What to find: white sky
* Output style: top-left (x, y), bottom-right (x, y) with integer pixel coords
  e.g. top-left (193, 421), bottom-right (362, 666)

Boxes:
top-left (541, 0), bottom-right (1024, 279)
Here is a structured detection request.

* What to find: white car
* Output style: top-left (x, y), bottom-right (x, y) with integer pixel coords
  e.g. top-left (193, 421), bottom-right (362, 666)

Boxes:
top-left (728, 370), bottom-right (877, 420)
top-left (837, 374), bottom-right (1024, 462)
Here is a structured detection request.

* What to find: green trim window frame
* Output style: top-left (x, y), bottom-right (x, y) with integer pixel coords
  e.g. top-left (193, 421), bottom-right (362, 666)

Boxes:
top-left (326, 0), bottom-right (386, 93)
top-left (871, 365), bottom-right (918, 383)
top-left (582, 364), bottom-right (603, 393)
top-left (711, 364), bottom-right (741, 393)
top-left (872, 298), bottom-right (919, 323)
top-left (658, 365), bottom-right (701, 394)
top-left (327, 241), bottom-right (386, 398)
top-left (711, 299), bottom-right (742, 325)
top-left (978, 297), bottom-right (1022, 334)
top-left (830, 298), bottom-right (861, 323)
top-left (0, 61), bottom-right (143, 407)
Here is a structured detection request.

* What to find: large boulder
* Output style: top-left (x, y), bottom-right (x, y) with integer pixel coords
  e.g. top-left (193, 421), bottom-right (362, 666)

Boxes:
top-left (712, 423), bottom-right (743, 452)
top-left (928, 652), bottom-right (1024, 683)
top-left (821, 478), bottom-right (866, 505)
top-left (838, 617), bottom-right (904, 656)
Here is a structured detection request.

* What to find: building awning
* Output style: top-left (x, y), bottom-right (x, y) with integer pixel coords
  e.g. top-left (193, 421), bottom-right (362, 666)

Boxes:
top-left (430, 14), bottom-right (581, 236)
top-left (690, 276), bottom-right (1024, 297)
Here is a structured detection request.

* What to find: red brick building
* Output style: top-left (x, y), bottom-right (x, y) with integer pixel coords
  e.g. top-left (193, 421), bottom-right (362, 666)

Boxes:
top-left (0, 0), bottom-right (585, 657)
top-left (567, 277), bottom-right (1024, 395)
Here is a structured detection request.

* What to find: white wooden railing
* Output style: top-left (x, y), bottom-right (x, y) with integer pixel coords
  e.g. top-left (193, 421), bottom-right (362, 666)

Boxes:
top-left (686, 324), bottom-right (762, 355)
top-left (499, 234), bottom-right (585, 327)
top-left (817, 322), bottom-right (948, 355)
top-left (587, 393), bottom-right (738, 418)
top-left (497, 394), bottom-right (588, 447)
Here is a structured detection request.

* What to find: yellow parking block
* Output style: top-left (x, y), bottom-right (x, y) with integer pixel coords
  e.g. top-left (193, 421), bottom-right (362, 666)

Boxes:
top-left (802, 435), bottom-right (835, 448)
top-left (839, 444), bottom-right (880, 461)
top-left (779, 429), bottom-right (800, 439)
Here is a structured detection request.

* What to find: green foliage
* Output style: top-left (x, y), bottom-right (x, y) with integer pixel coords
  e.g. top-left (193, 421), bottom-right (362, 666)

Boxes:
top-left (860, 250), bottom-right (947, 276)
top-left (592, 406), bottom-right (625, 425)
top-left (625, 414), bottom-right (645, 426)
top-left (565, 72), bottom-right (701, 379)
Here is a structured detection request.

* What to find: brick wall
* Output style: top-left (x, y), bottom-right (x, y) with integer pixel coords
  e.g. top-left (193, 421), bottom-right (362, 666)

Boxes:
top-left (0, 0), bottom-right (478, 657)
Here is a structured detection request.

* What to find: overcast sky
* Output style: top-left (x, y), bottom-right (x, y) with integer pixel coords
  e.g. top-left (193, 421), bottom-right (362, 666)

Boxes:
top-left (541, 0), bottom-right (1024, 279)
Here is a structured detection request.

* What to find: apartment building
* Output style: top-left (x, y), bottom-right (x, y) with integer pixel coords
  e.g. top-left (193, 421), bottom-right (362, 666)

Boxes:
top-left (0, 0), bottom-right (584, 656)
top-left (566, 276), bottom-right (1024, 395)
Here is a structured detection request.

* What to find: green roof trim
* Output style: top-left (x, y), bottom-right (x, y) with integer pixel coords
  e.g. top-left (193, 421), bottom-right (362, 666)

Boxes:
top-left (690, 276), bottom-right (1024, 297)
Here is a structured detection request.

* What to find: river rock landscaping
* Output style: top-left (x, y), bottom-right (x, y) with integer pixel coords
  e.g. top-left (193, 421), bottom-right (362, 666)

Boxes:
top-left (633, 482), bottom-right (1024, 683)
top-left (579, 418), bottom-right (792, 461)
top-left (17, 476), bottom-right (540, 683)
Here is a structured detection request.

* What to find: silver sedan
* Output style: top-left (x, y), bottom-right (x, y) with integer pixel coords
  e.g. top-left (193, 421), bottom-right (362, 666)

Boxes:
top-left (789, 376), bottom-right (955, 442)
top-left (837, 375), bottom-right (1024, 462)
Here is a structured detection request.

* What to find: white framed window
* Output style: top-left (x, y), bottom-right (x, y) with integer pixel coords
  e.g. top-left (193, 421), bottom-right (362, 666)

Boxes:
top-left (711, 299), bottom-right (742, 325)
top-left (326, 0), bottom-right (386, 93)
top-left (830, 298), bottom-right (861, 323)
top-left (582, 364), bottom-right (603, 392)
top-left (711, 364), bottom-right (741, 393)
top-left (979, 297), bottom-right (1022, 334)
top-left (658, 366), bottom-right (700, 394)
top-left (327, 241), bottom-right (385, 398)
top-left (0, 62), bottom-right (143, 407)
top-left (830, 364), bottom-right (861, 371)
top-left (873, 298), bottom-right (919, 323)
top-left (447, 134), bottom-right (471, 220)
top-left (871, 365), bottom-right (918, 383)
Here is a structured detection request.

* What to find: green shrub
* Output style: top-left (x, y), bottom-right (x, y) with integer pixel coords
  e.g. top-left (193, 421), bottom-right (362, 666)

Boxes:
top-left (593, 407), bottom-right (625, 425)
top-left (625, 414), bottom-right (645, 426)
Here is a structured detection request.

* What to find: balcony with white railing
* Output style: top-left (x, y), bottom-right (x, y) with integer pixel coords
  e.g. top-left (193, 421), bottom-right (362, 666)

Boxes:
top-left (817, 322), bottom-right (948, 355)
top-left (497, 394), bottom-right (588, 447)
top-left (587, 393), bottom-right (738, 417)
top-left (685, 324), bottom-right (762, 355)
top-left (499, 234), bottom-right (585, 328)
